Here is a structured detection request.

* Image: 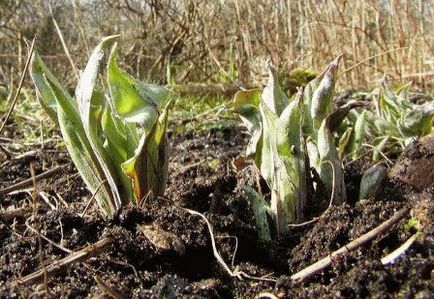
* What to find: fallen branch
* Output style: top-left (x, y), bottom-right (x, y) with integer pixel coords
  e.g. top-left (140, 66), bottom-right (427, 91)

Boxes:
top-left (290, 207), bottom-right (410, 284)
top-left (0, 166), bottom-right (62, 195)
top-left (15, 237), bottom-right (113, 286)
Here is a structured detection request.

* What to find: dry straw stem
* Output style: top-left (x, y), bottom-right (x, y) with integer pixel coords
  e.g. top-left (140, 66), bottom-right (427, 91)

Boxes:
top-left (0, 207), bottom-right (32, 222)
top-left (2, 1), bottom-right (432, 88)
top-left (15, 237), bottom-right (113, 286)
top-left (30, 164), bottom-right (49, 294)
top-left (49, 5), bottom-right (79, 80)
top-left (0, 36), bottom-right (36, 136)
top-left (184, 206), bottom-right (277, 282)
top-left (381, 233), bottom-right (419, 265)
top-left (159, 197), bottom-right (277, 282)
top-left (290, 206), bottom-right (410, 284)
top-left (94, 275), bottom-right (128, 299)
top-left (0, 166), bottom-right (62, 195)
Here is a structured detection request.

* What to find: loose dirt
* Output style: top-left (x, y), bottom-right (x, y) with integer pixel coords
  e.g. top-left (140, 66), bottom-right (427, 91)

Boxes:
top-left (0, 123), bottom-right (432, 298)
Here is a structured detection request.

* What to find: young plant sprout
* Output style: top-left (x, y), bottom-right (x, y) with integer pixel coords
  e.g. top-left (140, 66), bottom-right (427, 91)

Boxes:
top-left (346, 80), bottom-right (434, 161)
top-left (30, 36), bottom-right (172, 217)
top-left (233, 55), bottom-right (359, 240)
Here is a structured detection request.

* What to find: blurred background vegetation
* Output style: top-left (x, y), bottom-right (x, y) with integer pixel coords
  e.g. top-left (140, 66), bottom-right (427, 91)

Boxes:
top-left (0, 0), bottom-right (433, 92)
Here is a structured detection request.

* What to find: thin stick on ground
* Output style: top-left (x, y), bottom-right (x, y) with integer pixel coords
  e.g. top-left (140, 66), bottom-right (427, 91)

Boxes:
top-left (290, 206), bottom-right (410, 284)
top-left (0, 36), bottom-right (36, 136)
top-left (0, 144), bottom-right (13, 159)
top-left (30, 164), bottom-right (49, 294)
top-left (158, 197), bottom-right (276, 282)
top-left (25, 220), bottom-right (72, 254)
top-left (94, 275), bottom-right (128, 299)
top-left (15, 237), bottom-right (113, 286)
top-left (0, 207), bottom-right (32, 222)
top-left (215, 235), bottom-right (239, 267)
top-left (80, 179), bottom-right (107, 217)
top-left (381, 233), bottom-right (419, 265)
top-left (0, 166), bottom-right (62, 195)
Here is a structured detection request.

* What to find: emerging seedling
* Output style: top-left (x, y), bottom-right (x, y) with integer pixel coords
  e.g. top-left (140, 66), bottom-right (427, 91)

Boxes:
top-left (349, 80), bottom-right (434, 160)
top-left (233, 55), bottom-right (357, 240)
top-left (30, 36), bottom-right (172, 217)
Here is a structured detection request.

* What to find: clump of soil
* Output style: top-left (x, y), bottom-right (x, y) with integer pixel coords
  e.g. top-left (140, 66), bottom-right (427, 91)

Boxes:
top-left (389, 132), bottom-right (434, 191)
top-left (0, 123), bottom-right (433, 298)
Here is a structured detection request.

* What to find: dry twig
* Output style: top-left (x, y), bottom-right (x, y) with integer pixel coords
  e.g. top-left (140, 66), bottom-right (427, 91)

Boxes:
top-left (0, 166), bottom-right (62, 195)
top-left (94, 275), bottom-right (128, 299)
top-left (381, 233), bottom-right (419, 265)
top-left (30, 164), bottom-right (49, 293)
top-left (0, 36), bottom-right (36, 136)
top-left (49, 6), bottom-right (79, 80)
top-left (0, 207), bottom-right (32, 222)
top-left (15, 237), bottom-right (113, 286)
top-left (290, 206), bottom-right (410, 284)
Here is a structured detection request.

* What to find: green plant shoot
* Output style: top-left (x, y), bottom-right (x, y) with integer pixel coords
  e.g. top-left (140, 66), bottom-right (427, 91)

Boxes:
top-left (347, 80), bottom-right (434, 160)
top-left (233, 55), bottom-right (358, 240)
top-left (30, 36), bottom-right (172, 217)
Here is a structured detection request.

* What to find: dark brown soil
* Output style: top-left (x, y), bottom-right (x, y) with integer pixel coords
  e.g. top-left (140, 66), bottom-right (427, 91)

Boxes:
top-left (0, 122), bottom-right (433, 298)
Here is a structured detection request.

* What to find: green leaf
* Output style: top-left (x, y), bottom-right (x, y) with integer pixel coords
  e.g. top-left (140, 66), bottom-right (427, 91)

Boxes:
top-left (365, 110), bottom-right (400, 137)
top-left (276, 90), bottom-right (304, 157)
top-left (317, 117), bottom-right (347, 204)
top-left (243, 186), bottom-right (272, 244)
top-left (232, 89), bottom-right (263, 163)
top-left (327, 100), bottom-right (364, 133)
top-left (107, 44), bottom-right (167, 130)
top-left (259, 100), bottom-right (294, 235)
top-left (398, 103), bottom-right (434, 137)
top-left (307, 137), bottom-right (320, 171)
top-left (338, 127), bottom-right (352, 158)
top-left (136, 82), bottom-right (171, 109)
top-left (372, 136), bottom-right (390, 161)
top-left (262, 65), bottom-right (288, 116)
top-left (310, 54), bottom-right (342, 129)
top-left (30, 51), bottom-right (74, 122)
top-left (31, 36), bottom-right (173, 217)
top-left (348, 110), bottom-right (367, 159)
top-left (271, 160), bottom-right (299, 235)
top-left (75, 35), bottom-right (122, 209)
top-left (101, 105), bottom-right (136, 202)
top-left (122, 100), bottom-right (172, 204)
top-left (259, 100), bottom-right (279, 189)
top-left (359, 164), bottom-right (387, 200)
top-left (276, 91), bottom-right (306, 194)
top-left (275, 90), bottom-right (307, 229)
top-left (31, 51), bottom-right (119, 216)
top-left (44, 77), bottom-right (116, 215)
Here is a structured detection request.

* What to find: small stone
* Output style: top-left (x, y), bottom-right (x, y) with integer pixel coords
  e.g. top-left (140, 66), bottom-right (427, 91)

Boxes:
top-left (138, 223), bottom-right (185, 255)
